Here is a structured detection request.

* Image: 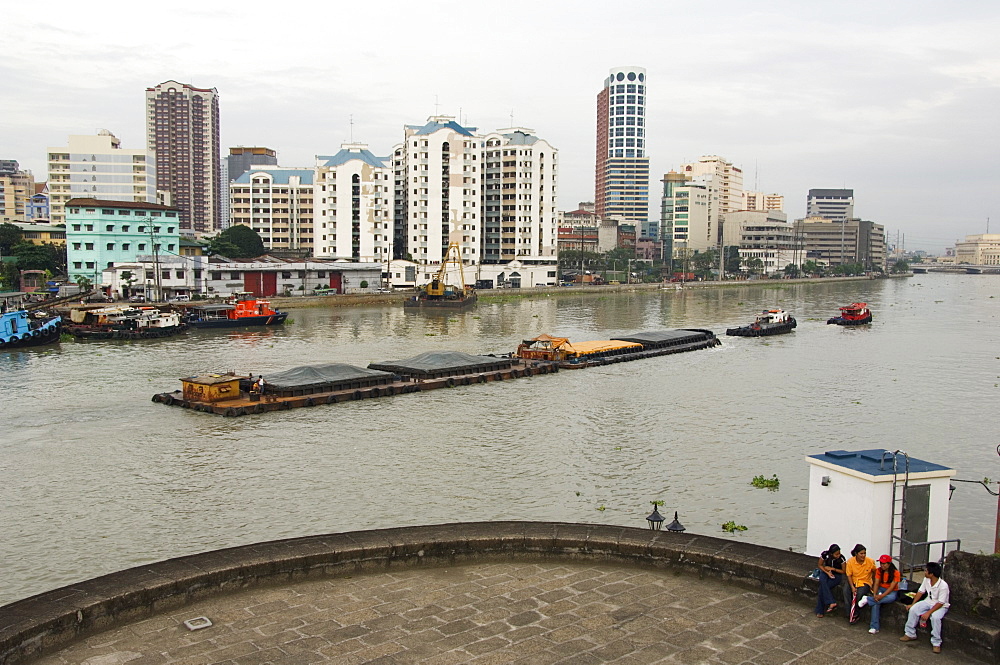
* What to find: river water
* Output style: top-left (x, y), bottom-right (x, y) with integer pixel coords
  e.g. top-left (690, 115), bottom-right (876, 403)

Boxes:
top-left (2, 274), bottom-right (998, 606)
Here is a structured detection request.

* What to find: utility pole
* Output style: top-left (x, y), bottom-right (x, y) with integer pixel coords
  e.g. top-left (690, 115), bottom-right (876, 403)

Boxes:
top-left (147, 218), bottom-right (162, 302)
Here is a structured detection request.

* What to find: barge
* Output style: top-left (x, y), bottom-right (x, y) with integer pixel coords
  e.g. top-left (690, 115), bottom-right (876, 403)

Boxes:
top-left (0, 292), bottom-right (61, 349)
top-left (64, 306), bottom-right (187, 340)
top-left (152, 329), bottom-right (720, 417)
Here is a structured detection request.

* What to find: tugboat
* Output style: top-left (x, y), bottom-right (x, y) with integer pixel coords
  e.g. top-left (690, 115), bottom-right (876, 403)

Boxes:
top-left (64, 306), bottom-right (187, 340)
top-left (0, 292), bottom-right (61, 349)
top-left (184, 293), bottom-right (288, 328)
top-left (726, 309), bottom-right (797, 337)
top-left (404, 242), bottom-right (476, 309)
top-left (827, 302), bottom-right (873, 326)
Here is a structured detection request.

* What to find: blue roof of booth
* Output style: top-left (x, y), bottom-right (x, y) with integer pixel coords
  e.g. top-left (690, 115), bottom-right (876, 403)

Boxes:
top-left (809, 449), bottom-right (952, 476)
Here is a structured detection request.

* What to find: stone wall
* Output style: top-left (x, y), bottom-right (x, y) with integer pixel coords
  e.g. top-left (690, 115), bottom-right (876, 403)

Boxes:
top-left (0, 522), bottom-right (994, 664)
top-left (947, 550), bottom-right (1000, 620)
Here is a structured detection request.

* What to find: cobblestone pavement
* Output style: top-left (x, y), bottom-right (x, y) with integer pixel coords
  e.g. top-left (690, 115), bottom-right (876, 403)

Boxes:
top-left (34, 562), bottom-right (977, 664)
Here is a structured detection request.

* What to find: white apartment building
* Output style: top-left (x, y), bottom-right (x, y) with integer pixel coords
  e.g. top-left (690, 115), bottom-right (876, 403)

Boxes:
top-left (727, 211), bottom-right (795, 274)
top-left (740, 190), bottom-right (784, 212)
top-left (679, 156), bottom-right (743, 217)
top-left (47, 131), bottom-right (157, 225)
top-left (480, 128), bottom-right (558, 264)
top-left (315, 144), bottom-right (393, 261)
top-left (664, 177), bottom-right (715, 254)
top-left (393, 116), bottom-right (481, 266)
top-left (229, 167), bottom-right (315, 253)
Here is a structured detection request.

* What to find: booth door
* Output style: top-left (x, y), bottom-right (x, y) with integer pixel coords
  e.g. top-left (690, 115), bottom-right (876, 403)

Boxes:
top-left (901, 484), bottom-right (930, 566)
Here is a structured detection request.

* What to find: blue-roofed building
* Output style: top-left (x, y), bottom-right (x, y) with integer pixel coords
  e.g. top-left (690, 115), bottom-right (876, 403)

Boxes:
top-left (805, 449), bottom-right (956, 561)
top-left (314, 144), bottom-right (392, 263)
top-left (229, 167), bottom-right (315, 254)
top-left (393, 116), bottom-right (481, 266)
top-left (479, 128), bottom-right (558, 270)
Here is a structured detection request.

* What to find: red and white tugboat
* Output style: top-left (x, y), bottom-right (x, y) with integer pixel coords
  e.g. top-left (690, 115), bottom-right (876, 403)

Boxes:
top-left (726, 309), bottom-right (797, 337)
top-left (827, 302), bottom-right (873, 326)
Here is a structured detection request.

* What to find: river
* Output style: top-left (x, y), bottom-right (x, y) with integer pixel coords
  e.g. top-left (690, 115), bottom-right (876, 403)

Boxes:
top-left (1, 274), bottom-right (998, 606)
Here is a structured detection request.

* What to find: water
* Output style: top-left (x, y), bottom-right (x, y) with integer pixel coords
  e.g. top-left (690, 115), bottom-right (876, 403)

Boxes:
top-left (2, 275), bottom-right (998, 606)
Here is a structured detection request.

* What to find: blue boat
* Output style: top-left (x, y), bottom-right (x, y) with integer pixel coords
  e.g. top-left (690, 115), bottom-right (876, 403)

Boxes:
top-left (0, 292), bottom-right (61, 349)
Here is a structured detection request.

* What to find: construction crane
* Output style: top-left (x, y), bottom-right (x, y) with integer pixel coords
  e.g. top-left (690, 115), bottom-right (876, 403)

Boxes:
top-left (405, 242), bottom-right (477, 308)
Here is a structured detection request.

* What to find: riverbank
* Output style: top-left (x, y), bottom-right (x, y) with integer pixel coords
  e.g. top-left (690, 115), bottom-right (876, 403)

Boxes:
top-left (267, 273), bottom-right (911, 310)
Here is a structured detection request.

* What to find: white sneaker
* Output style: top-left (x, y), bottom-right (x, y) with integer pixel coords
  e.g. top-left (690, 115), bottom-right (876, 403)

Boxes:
top-left (869, 628), bottom-right (879, 634)
top-left (858, 596), bottom-right (868, 608)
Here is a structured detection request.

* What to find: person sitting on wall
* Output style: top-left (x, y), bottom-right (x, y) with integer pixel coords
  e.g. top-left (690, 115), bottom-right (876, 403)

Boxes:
top-left (857, 554), bottom-right (900, 633)
top-left (900, 561), bottom-right (950, 654)
top-left (814, 543), bottom-right (846, 618)
top-left (845, 543), bottom-right (876, 624)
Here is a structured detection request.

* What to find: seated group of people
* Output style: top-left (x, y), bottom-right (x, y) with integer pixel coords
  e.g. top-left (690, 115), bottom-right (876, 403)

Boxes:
top-left (815, 543), bottom-right (951, 654)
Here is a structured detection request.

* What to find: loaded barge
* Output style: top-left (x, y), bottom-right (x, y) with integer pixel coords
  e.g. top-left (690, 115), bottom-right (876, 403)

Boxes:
top-left (152, 328), bottom-right (720, 417)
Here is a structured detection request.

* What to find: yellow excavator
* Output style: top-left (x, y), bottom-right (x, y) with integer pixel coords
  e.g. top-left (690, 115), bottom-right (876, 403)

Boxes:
top-left (405, 242), bottom-right (477, 308)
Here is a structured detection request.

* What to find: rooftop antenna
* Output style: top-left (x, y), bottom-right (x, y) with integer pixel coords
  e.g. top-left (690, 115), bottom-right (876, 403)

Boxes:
top-left (510, 108), bottom-right (515, 127)
top-left (349, 114), bottom-right (354, 143)
top-left (987, 217), bottom-right (991, 233)
top-left (434, 95), bottom-right (440, 115)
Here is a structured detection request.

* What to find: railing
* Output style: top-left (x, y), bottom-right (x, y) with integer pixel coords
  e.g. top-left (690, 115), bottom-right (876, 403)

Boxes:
top-left (892, 536), bottom-right (962, 587)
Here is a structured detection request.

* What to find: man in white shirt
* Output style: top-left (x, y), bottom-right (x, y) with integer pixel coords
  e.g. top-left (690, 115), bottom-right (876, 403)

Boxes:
top-left (899, 561), bottom-right (950, 653)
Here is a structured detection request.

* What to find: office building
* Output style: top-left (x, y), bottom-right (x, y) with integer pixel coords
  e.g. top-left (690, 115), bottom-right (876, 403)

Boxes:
top-left (46, 131), bottom-right (156, 225)
top-left (794, 216), bottom-right (885, 269)
top-left (679, 156), bottom-right (743, 217)
top-left (229, 166), bottom-right (315, 255)
top-left (725, 210), bottom-right (795, 275)
top-left (145, 80), bottom-right (221, 234)
top-left (595, 67), bottom-right (651, 238)
top-left (392, 116), bottom-right (480, 266)
top-left (807, 188), bottom-right (854, 222)
top-left (314, 144), bottom-right (392, 261)
top-left (955, 234), bottom-right (1000, 265)
top-left (64, 198), bottom-right (181, 286)
top-left (480, 128), bottom-right (558, 264)
top-left (660, 171), bottom-right (717, 256)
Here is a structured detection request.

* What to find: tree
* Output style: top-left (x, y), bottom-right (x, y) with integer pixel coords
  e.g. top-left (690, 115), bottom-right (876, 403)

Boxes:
top-left (10, 242), bottom-right (64, 273)
top-left (75, 275), bottom-right (93, 292)
top-left (206, 224), bottom-right (265, 258)
top-left (743, 257), bottom-right (764, 276)
top-left (691, 249), bottom-right (717, 279)
top-left (0, 222), bottom-right (23, 255)
top-left (783, 264), bottom-right (801, 278)
top-left (802, 260), bottom-right (823, 276)
top-left (891, 260), bottom-right (910, 274)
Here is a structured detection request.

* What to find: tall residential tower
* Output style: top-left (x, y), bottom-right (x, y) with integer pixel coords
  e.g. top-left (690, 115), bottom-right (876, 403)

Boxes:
top-left (595, 67), bottom-right (651, 237)
top-left (145, 80), bottom-right (221, 234)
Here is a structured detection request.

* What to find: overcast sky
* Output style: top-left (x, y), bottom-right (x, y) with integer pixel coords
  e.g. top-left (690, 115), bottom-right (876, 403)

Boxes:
top-left (5, 0), bottom-right (998, 252)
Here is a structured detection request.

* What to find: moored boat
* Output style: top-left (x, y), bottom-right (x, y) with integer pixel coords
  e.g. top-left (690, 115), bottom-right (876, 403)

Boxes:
top-left (184, 293), bottom-right (288, 328)
top-left (64, 306), bottom-right (187, 340)
top-left (726, 309), bottom-right (796, 337)
top-left (403, 242), bottom-right (477, 309)
top-left (0, 292), bottom-right (61, 349)
top-left (827, 302), bottom-right (873, 325)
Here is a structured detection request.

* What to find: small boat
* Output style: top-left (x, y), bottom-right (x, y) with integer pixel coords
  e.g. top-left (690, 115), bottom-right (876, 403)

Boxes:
top-left (0, 299), bottom-right (61, 349)
top-left (184, 293), bottom-right (288, 328)
top-left (726, 309), bottom-right (797, 337)
top-left (64, 306), bottom-right (187, 340)
top-left (827, 302), bottom-right (873, 325)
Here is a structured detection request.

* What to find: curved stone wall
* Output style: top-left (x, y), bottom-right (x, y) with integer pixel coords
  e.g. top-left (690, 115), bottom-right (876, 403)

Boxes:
top-left (0, 522), bottom-right (991, 664)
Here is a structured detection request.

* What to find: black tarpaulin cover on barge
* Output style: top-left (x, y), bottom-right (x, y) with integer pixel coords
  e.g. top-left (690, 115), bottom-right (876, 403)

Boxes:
top-left (263, 363), bottom-right (396, 396)
top-left (612, 329), bottom-right (716, 348)
top-left (368, 351), bottom-right (512, 378)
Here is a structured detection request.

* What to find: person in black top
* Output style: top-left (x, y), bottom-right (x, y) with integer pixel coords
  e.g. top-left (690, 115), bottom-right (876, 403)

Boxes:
top-left (815, 543), bottom-right (846, 617)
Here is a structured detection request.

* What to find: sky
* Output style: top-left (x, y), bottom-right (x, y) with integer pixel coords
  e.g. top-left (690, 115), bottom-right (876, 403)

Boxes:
top-left (4, 0), bottom-right (998, 253)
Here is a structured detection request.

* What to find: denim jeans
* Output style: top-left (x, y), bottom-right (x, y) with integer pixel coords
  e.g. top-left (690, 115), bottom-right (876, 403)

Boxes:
top-left (814, 573), bottom-right (842, 614)
top-left (905, 599), bottom-right (949, 647)
top-left (864, 590), bottom-right (897, 631)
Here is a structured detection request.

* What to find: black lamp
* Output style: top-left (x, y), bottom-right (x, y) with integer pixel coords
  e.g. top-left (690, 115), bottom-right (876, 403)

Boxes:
top-left (646, 506), bottom-right (664, 530)
top-left (666, 511), bottom-right (686, 532)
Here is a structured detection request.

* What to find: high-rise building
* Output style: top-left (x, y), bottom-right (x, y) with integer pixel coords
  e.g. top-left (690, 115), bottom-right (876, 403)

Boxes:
top-left (46, 131), bottom-right (156, 225)
top-left (222, 148), bottom-right (278, 229)
top-left (314, 144), bottom-right (392, 261)
top-left (145, 80), bottom-right (221, 234)
top-left (806, 188), bottom-right (854, 222)
top-left (595, 67), bottom-right (651, 238)
top-left (679, 156), bottom-right (743, 217)
top-left (229, 166), bottom-right (315, 255)
top-left (392, 116), bottom-right (480, 266)
top-left (660, 172), bottom-right (717, 255)
top-left (480, 128), bottom-right (558, 264)
top-left (794, 216), bottom-right (884, 269)
top-left (0, 160), bottom-right (34, 222)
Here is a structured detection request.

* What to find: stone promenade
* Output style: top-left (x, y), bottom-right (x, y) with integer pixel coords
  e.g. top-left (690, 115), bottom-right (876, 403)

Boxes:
top-left (32, 561), bottom-right (973, 665)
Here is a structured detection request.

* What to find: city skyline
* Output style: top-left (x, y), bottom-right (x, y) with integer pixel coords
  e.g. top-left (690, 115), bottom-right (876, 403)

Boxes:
top-left (3, 0), bottom-right (998, 253)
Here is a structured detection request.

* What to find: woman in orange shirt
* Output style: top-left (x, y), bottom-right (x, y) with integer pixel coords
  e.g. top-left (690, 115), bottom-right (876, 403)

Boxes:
top-left (844, 543), bottom-right (876, 624)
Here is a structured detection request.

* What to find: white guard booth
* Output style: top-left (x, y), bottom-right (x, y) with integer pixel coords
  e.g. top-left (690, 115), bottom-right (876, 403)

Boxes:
top-left (805, 449), bottom-right (955, 559)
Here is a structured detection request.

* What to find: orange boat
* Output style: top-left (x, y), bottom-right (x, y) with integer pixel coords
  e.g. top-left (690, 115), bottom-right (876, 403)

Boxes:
top-left (184, 293), bottom-right (288, 328)
top-left (827, 302), bottom-right (873, 326)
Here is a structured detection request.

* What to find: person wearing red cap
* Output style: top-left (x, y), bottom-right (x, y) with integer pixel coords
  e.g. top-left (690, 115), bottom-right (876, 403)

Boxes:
top-left (857, 554), bottom-right (900, 633)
